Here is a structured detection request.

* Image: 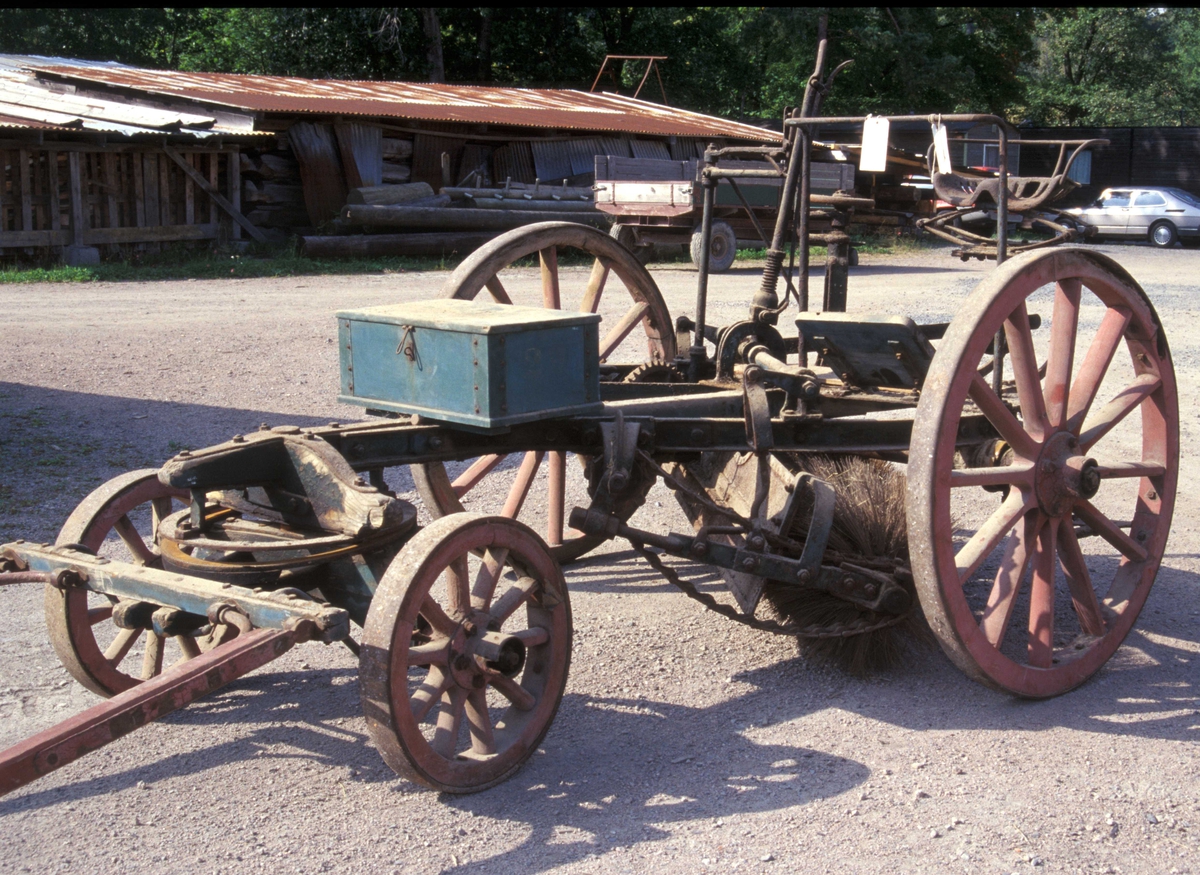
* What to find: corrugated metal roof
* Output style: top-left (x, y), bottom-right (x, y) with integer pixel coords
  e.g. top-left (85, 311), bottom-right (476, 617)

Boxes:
top-left (15, 59), bottom-right (779, 142)
top-left (0, 58), bottom-right (263, 137)
top-left (0, 112), bottom-right (70, 130)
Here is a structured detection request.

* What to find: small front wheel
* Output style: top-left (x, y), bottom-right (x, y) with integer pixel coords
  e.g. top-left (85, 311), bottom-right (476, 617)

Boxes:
top-left (360, 513), bottom-right (572, 793)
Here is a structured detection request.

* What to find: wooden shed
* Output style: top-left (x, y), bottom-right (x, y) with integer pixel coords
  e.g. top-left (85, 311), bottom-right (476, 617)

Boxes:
top-left (0, 56), bottom-right (777, 249)
top-left (0, 58), bottom-right (271, 263)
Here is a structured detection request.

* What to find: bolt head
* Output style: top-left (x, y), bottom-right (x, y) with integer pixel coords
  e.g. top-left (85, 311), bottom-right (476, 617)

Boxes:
top-left (796, 568), bottom-right (810, 583)
top-left (741, 556), bottom-right (757, 571)
top-left (747, 535), bottom-right (765, 551)
top-left (691, 541), bottom-right (709, 558)
top-left (462, 620), bottom-right (477, 636)
top-left (428, 435), bottom-right (444, 450)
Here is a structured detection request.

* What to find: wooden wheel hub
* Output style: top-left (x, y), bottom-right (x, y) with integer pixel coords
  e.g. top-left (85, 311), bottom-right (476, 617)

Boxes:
top-left (447, 625), bottom-right (527, 686)
top-left (1034, 431), bottom-right (1099, 515)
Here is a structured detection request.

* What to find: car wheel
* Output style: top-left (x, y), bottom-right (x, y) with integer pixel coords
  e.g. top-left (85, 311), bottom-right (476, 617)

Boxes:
top-left (1149, 220), bottom-right (1178, 248)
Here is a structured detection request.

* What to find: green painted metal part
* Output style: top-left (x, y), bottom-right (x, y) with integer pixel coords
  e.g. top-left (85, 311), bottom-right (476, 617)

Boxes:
top-left (337, 299), bottom-right (603, 430)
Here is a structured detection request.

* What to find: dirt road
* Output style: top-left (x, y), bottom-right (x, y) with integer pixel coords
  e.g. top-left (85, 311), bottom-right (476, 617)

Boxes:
top-left (0, 244), bottom-right (1197, 874)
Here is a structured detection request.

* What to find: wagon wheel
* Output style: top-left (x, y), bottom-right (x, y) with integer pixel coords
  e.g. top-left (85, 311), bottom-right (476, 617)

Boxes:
top-left (48, 470), bottom-right (191, 697)
top-left (908, 248), bottom-right (1177, 697)
top-left (413, 221), bottom-right (675, 562)
top-left (360, 513), bottom-right (571, 793)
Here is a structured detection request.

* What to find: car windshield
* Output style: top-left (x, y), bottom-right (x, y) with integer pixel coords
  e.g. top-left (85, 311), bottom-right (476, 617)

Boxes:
top-left (1166, 188), bottom-right (1200, 208)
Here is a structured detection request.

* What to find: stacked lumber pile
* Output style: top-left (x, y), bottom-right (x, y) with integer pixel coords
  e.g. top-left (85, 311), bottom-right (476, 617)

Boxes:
top-left (301, 178), bottom-right (608, 259)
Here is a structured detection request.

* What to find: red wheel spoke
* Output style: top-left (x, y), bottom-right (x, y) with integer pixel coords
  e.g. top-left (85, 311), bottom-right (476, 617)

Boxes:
top-left (955, 489), bottom-right (1035, 584)
top-left (471, 547), bottom-right (509, 612)
top-left (420, 596), bottom-right (459, 637)
top-left (1094, 460), bottom-right (1166, 479)
top-left (1074, 500), bottom-right (1148, 562)
top-left (539, 246), bottom-right (561, 309)
top-left (484, 276), bottom-right (512, 304)
top-left (980, 513), bottom-right (1042, 647)
top-left (1044, 279), bottom-right (1081, 428)
top-left (501, 451), bottom-right (544, 518)
top-left (445, 555), bottom-right (471, 615)
top-left (87, 605), bottom-right (113, 626)
top-left (176, 635), bottom-right (201, 661)
top-left (432, 686), bottom-right (468, 758)
top-left (489, 576), bottom-right (539, 625)
top-left (114, 514), bottom-right (156, 565)
top-left (950, 462), bottom-right (1035, 489)
top-left (141, 632), bottom-right (165, 680)
top-left (1056, 518), bottom-right (1107, 636)
top-left (1027, 520), bottom-right (1058, 668)
top-left (452, 454), bottom-right (507, 498)
top-left (513, 626), bottom-right (549, 647)
top-left (411, 666), bottom-right (452, 722)
top-left (1079, 373), bottom-right (1161, 451)
top-left (408, 641), bottom-right (450, 667)
top-left (1003, 302), bottom-right (1049, 439)
top-left (150, 497), bottom-right (176, 533)
top-left (547, 451), bottom-right (566, 546)
top-left (969, 374), bottom-right (1040, 459)
top-left (1066, 306), bottom-right (1132, 430)
top-left (104, 627), bottom-right (141, 666)
top-left (582, 258), bottom-right (609, 313)
top-left (599, 300), bottom-right (650, 362)
top-left (464, 688), bottom-right (497, 756)
top-left (491, 674), bottom-right (536, 711)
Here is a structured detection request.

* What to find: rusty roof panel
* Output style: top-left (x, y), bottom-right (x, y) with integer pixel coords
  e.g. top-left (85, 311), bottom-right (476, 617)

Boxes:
top-left (0, 112), bottom-right (68, 130)
top-left (26, 62), bottom-right (779, 142)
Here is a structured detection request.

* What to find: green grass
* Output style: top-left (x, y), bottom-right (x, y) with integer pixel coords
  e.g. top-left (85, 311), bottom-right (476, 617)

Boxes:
top-left (0, 243), bottom-right (458, 284)
top-left (0, 228), bottom-right (956, 284)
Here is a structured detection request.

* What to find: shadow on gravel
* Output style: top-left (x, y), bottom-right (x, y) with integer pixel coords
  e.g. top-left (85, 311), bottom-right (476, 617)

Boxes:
top-left (437, 685), bottom-right (870, 875)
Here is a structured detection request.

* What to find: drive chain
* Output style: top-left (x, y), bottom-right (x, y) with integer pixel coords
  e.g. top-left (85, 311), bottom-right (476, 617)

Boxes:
top-left (627, 538), bottom-right (908, 640)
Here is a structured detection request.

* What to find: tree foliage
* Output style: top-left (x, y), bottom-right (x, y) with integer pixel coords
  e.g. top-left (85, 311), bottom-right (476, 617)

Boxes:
top-left (0, 8), bottom-right (1195, 126)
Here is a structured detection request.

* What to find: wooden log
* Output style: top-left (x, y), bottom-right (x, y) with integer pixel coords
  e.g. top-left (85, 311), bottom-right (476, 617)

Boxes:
top-left (255, 153), bottom-right (300, 181)
top-left (381, 138), bottom-right (413, 160)
top-left (300, 231), bottom-right (494, 258)
top-left (243, 181), bottom-right (306, 206)
top-left (346, 182), bottom-right (434, 206)
top-left (343, 204), bottom-right (609, 230)
top-left (381, 162), bottom-right (411, 183)
top-left (457, 197), bottom-right (597, 213)
top-left (444, 185), bottom-right (593, 202)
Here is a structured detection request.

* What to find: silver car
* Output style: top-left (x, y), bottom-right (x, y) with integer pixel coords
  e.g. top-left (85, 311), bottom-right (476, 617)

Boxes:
top-left (1068, 186), bottom-right (1200, 248)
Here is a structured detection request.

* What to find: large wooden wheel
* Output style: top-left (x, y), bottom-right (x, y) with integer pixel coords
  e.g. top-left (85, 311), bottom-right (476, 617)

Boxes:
top-left (360, 513), bottom-right (571, 793)
top-left (413, 222), bottom-right (674, 562)
top-left (908, 248), bottom-right (1177, 697)
top-left (49, 470), bottom-right (191, 696)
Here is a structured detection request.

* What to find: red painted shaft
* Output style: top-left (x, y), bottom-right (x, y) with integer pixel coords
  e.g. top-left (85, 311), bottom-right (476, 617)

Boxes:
top-left (0, 627), bottom-right (298, 797)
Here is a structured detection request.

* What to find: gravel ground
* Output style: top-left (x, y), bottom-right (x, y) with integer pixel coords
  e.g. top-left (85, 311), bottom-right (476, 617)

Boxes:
top-left (0, 242), bottom-right (1198, 875)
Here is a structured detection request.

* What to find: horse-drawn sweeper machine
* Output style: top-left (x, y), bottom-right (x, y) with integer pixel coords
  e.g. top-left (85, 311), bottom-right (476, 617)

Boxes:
top-left (0, 39), bottom-right (1176, 795)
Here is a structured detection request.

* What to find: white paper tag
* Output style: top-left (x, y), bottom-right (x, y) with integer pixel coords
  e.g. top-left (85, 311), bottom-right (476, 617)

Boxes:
top-left (859, 116), bottom-right (890, 173)
top-left (932, 122), bottom-right (952, 175)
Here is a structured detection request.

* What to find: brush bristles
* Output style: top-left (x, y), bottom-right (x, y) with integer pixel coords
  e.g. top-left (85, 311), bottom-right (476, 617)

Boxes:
top-left (763, 455), bottom-right (931, 675)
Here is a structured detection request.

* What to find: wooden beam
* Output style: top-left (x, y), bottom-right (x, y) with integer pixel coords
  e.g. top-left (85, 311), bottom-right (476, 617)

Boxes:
top-left (228, 148), bottom-right (241, 240)
top-left (84, 224), bottom-right (218, 245)
top-left (68, 151), bottom-right (86, 247)
top-left (162, 145), bottom-right (266, 243)
top-left (18, 149), bottom-right (32, 232)
top-left (0, 229), bottom-right (69, 248)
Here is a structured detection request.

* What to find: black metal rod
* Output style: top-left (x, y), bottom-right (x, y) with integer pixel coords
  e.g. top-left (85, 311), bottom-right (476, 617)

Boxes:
top-left (690, 172), bottom-right (716, 381)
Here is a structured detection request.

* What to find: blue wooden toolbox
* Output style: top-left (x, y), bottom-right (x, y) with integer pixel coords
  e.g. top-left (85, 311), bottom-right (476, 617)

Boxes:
top-left (337, 299), bottom-right (602, 429)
